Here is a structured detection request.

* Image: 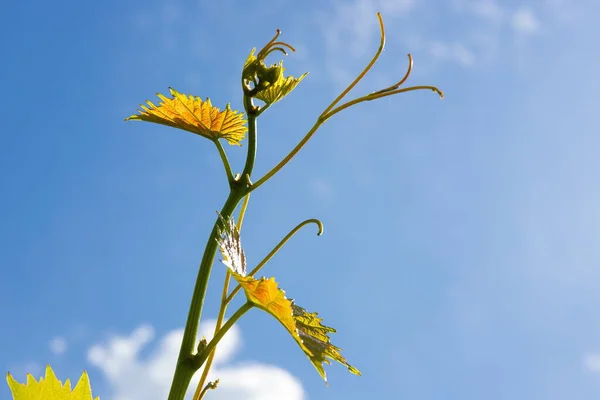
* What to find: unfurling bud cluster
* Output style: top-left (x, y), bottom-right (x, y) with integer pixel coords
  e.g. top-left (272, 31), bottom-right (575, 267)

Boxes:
top-left (242, 29), bottom-right (293, 97)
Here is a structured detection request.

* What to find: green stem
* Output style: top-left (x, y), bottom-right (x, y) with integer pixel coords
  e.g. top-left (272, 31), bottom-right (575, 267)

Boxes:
top-left (192, 269), bottom-right (231, 400)
top-left (323, 85), bottom-right (444, 120)
top-left (214, 139), bottom-right (234, 186)
top-left (193, 193), bottom-right (251, 399)
top-left (168, 302), bottom-right (253, 400)
top-left (167, 189), bottom-right (244, 400)
top-left (250, 120), bottom-right (319, 192)
top-left (168, 94), bottom-right (259, 400)
top-left (241, 111), bottom-right (257, 179)
top-left (193, 302), bottom-right (254, 369)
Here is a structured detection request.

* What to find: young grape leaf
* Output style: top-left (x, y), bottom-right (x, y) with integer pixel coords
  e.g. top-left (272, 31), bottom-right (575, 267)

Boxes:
top-left (254, 71), bottom-right (308, 106)
top-left (242, 49), bottom-right (307, 106)
top-left (126, 88), bottom-right (247, 146)
top-left (217, 216), bottom-right (361, 382)
top-left (6, 365), bottom-right (99, 400)
top-left (242, 48), bottom-right (259, 84)
top-left (217, 214), bottom-right (247, 276)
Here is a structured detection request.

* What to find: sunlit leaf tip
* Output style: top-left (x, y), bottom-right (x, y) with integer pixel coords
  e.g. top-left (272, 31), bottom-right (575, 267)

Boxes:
top-left (7, 365), bottom-right (99, 400)
top-left (254, 70), bottom-right (308, 106)
top-left (217, 216), bottom-right (360, 382)
top-left (292, 303), bottom-right (361, 381)
top-left (126, 88), bottom-right (248, 146)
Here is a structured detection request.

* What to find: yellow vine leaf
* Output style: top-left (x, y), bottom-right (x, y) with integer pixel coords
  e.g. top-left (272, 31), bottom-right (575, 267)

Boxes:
top-left (242, 48), bottom-right (259, 82)
top-left (242, 49), bottom-right (307, 106)
top-left (254, 72), bottom-right (308, 106)
top-left (6, 365), bottom-right (99, 400)
top-left (217, 216), bottom-right (361, 382)
top-left (126, 88), bottom-right (247, 146)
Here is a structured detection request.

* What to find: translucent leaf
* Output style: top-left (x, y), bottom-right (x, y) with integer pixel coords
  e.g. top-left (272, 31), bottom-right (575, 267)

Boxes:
top-left (126, 88), bottom-right (247, 146)
top-left (217, 216), bottom-right (360, 382)
top-left (292, 304), bottom-right (361, 379)
top-left (242, 49), bottom-right (307, 106)
top-left (242, 48), bottom-right (258, 82)
top-left (217, 214), bottom-right (247, 276)
top-left (6, 365), bottom-right (99, 400)
top-left (254, 72), bottom-right (308, 106)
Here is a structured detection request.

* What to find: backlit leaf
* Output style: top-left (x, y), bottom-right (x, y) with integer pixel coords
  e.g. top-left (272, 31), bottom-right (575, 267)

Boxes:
top-left (126, 88), bottom-right (247, 146)
top-left (292, 304), bottom-right (361, 379)
top-left (254, 72), bottom-right (308, 106)
top-left (6, 365), bottom-right (99, 400)
top-left (242, 48), bottom-right (258, 83)
top-left (242, 49), bottom-right (307, 106)
top-left (217, 216), bottom-right (360, 382)
top-left (217, 214), bottom-right (247, 276)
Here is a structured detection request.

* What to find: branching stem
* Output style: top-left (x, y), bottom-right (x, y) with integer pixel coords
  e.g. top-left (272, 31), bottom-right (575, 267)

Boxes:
top-left (167, 12), bottom-right (442, 400)
top-left (250, 13), bottom-right (442, 192)
top-left (226, 218), bottom-right (323, 304)
top-left (193, 194), bottom-right (251, 399)
top-left (168, 94), bottom-right (259, 400)
top-left (193, 302), bottom-right (254, 370)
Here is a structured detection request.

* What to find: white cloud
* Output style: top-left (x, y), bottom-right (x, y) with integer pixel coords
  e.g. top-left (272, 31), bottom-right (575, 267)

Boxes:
top-left (450, 0), bottom-right (505, 23)
top-left (471, 0), bottom-right (504, 22)
top-left (452, 0), bottom-right (504, 20)
top-left (584, 353), bottom-right (600, 372)
top-left (379, 0), bottom-right (415, 15)
top-left (512, 7), bottom-right (540, 35)
top-left (455, 1), bottom-right (542, 35)
top-left (87, 321), bottom-right (304, 400)
top-left (429, 41), bottom-right (476, 67)
top-left (321, 0), bottom-right (378, 57)
top-left (49, 336), bottom-right (68, 356)
top-left (322, 0), bottom-right (416, 56)
top-left (542, 0), bottom-right (583, 24)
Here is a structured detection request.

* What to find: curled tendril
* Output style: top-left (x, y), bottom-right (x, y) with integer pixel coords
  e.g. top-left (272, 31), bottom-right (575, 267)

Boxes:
top-left (257, 29), bottom-right (296, 60)
top-left (263, 46), bottom-right (293, 58)
top-left (321, 14), bottom-right (443, 120)
top-left (260, 28), bottom-right (282, 54)
top-left (249, 12), bottom-right (443, 193)
top-left (242, 30), bottom-right (296, 98)
top-left (372, 54), bottom-right (413, 95)
top-left (225, 218), bottom-right (324, 304)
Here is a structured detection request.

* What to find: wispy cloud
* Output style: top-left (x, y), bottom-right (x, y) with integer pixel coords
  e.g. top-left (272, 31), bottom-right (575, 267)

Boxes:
top-left (428, 41), bottom-right (476, 67)
top-left (87, 321), bottom-right (304, 400)
top-left (436, 1), bottom-right (546, 67)
top-left (470, 0), bottom-right (504, 22)
top-left (318, 0), bottom-right (380, 58)
top-left (315, 0), bottom-right (417, 88)
top-left (379, 0), bottom-right (415, 16)
top-left (49, 336), bottom-right (68, 356)
top-left (458, 1), bottom-right (541, 36)
top-left (584, 353), bottom-right (600, 372)
top-left (542, 0), bottom-right (583, 24)
top-left (453, 0), bottom-right (505, 23)
top-left (326, 0), bottom-right (416, 56)
top-left (511, 7), bottom-right (541, 35)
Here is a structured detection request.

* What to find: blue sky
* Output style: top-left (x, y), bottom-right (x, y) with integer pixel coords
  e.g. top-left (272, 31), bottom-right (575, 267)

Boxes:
top-left (2, 0), bottom-right (600, 399)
